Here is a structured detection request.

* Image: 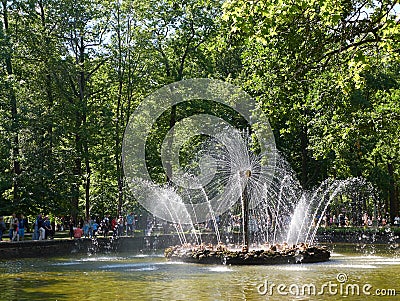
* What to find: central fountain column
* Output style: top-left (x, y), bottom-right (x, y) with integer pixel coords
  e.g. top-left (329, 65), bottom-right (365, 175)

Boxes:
top-left (241, 170), bottom-right (251, 250)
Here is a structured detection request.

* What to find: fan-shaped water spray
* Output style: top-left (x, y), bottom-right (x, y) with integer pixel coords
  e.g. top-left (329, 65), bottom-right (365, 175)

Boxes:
top-left (130, 126), bottom-right (375, 266)
top-left (122, 79), bottom-right (375, 264)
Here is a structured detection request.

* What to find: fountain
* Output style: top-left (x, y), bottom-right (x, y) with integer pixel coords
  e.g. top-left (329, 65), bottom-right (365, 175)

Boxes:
top-left (162, 136), bottom-right (331, 265)
top-left (161, 141), bottom-right (376, 265)
top-left (121, 79), bottom-right (378, 265)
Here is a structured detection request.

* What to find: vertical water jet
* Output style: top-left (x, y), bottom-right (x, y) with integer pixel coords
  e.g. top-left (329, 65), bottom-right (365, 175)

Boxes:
top-left (241, 169), bottom-right (251, 250)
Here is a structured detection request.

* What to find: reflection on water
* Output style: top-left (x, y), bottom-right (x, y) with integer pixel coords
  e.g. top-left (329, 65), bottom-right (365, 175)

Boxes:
top-left (0, 244), bottom-right (399, 301)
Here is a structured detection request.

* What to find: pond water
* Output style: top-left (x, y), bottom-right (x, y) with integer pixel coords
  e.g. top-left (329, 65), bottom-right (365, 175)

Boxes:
top-left (1, 244), bottom-right (399, 300)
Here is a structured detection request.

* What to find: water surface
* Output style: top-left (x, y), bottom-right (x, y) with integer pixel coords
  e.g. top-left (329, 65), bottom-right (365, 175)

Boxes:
top-left (0, 244), bottom-right (399, 300)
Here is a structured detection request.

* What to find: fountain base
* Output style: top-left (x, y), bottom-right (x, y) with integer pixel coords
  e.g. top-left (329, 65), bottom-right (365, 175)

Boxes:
top-left (165, 244), bottom-right (330, 265)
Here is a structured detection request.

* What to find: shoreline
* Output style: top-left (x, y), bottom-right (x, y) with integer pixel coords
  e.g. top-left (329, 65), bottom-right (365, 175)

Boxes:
top-left (1, 228), bottom-right (399, 260)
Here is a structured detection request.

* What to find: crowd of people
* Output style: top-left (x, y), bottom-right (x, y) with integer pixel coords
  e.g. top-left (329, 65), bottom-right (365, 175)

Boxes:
top-left (61, 211), bottom-right (137, 240)
top-left (319, 212), bottom-right (400, 228)
top-left (68, 212), bottom-right (136, 239)
top-left (0, 212), bottom-right (137, 242)
top-left (0, 213), bottom-right (28, 242)
top-left (32, 214), bottom-right (56, 240)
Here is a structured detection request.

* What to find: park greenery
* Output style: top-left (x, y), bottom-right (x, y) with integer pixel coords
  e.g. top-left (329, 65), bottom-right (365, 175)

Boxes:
top-left (0, 0), bottom-right (399, 223)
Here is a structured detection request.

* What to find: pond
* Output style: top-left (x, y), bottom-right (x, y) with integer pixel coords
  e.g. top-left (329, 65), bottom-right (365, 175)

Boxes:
top-left (1, 244), bottom-right (399, 300)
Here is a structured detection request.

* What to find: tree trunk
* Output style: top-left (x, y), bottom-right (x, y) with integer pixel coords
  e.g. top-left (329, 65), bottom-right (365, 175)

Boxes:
top-left (300, 127), bottom-right (308, 188)
top-left (71, 36), bottom-right (88, 221)
top-left (165, 105), bottom-right (176, 182)
top-left (78, 36), bottom-right (91, 221)
top-left (84, 143), bottom-right (91, 220)
top-left (388, 161), bottom-right (397, 222)
top-left (72, 149), bottom-right (81, 222)
top-left (39, 0), bottom-right (54, 161)
top-left (72, 92), bottom-right (82, 222)
top-left (115, 4), bottom-right (124, 216)
top-left (2, 0), bottom-right (21, 207)
top-left (395, 185), bottom-right (399, 217)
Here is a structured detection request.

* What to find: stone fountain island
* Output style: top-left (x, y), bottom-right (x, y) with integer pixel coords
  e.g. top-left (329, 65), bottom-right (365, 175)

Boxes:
top-left (165, 242), bottom-right (330, 265)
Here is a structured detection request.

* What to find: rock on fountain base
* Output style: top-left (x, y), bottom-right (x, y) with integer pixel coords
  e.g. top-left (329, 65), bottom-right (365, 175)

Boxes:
top-left (165, 245), bottom-right (330, 265)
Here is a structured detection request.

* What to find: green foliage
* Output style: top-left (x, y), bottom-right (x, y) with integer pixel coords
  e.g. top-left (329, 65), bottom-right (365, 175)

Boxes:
top-left (221, 0), bottom-right (400, 217)
top-left (0, 0), bottom-right (399, 221)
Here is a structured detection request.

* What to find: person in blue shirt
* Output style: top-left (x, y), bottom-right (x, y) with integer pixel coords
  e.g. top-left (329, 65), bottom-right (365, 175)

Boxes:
top-left (83, 220), bottom-right (89, 238)
top-left (126, 212), bottom-right (135, 236)
top-left (18, 214), bottom-right (28, 241)
top-left (92, 220), bottom-right (98, 237)
top-left (43, 216), bottom-right (53, 239)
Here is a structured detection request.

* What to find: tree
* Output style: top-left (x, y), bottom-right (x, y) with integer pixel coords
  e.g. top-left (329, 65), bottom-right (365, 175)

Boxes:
top-left (1, 0), bottom-right (21, 209)
top-left (52, 0), bottom-right (110, 220)
top-left (222, 0), bottom-right (399, 189)
top-left (106, 0), bottom-right (154, 215)
top-left (131, 0), bottom-right (222, 183)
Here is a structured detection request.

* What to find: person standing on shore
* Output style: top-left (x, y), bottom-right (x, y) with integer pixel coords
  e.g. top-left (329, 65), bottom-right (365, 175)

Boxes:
top-left (88, 218), bottom-right (93, 238)
top-left (69, 219), bottom-right (74, 239)
top-left (126, 212), bottom-right (135, 236)
top-left (117, 216), bottom-right (124, 236)
top-left (111, 217), bottom-right (117, 236)
top-left (33, 214), bottom-right (42, 240)
top-left (38, 215), bottom-right (45, 240)
top-left (43, 216), bottom-right (53, 239)
top-left (83, 220), bottom-right (89, 238)
top-left (73, 226), bottom-right (83, 239)
top-left (102, 215), bottom-right (110, 237)
top-left (18, 214), bottom-right (27, 241)
top-left (92, 220), bottom-right (98, 238)
top-left (9, 213), bottom-right (19, 241)
top-left (0, 216), bottom-right (6, 241)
